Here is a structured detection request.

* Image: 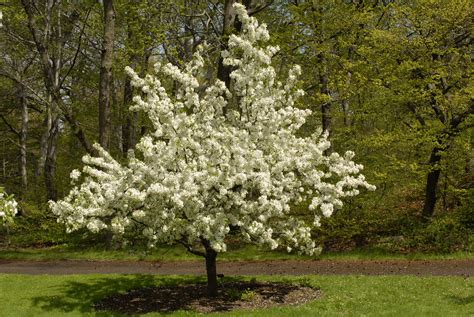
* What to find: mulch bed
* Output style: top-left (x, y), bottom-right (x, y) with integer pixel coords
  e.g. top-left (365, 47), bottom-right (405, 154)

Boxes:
top-left (94, 281), bottom-right (322, 314)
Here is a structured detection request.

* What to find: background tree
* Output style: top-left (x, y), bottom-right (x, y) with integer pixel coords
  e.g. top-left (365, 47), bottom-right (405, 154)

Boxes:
top-left (98, 0), bottom-right (115, 150)
top-left (357, 0), bottom-right (473, 218)
top-left (20, 0), bottom-right (97, 199)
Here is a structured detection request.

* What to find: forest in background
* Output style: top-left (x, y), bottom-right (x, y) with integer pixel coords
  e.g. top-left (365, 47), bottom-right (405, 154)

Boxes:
top-left (0, 0), bottom-right (473, 253)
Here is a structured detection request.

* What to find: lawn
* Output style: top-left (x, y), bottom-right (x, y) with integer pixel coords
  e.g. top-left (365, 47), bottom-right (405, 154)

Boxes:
top-left (0, 244), bottom-right (472, 262)
top-left (0, 274), bottom-right (472, 316)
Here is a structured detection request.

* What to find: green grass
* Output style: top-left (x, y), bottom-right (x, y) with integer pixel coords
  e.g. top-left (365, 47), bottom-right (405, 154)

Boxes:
top-left (319, 248), bottom-right (474, 260)
top-left (0, 274), bottom-right (472, 316)
top-left (0, 244), bottom-right (472, 262)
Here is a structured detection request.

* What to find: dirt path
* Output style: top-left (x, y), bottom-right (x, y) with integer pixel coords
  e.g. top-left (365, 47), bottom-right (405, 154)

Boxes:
top-left (0, 259), bottom-right (472, 276)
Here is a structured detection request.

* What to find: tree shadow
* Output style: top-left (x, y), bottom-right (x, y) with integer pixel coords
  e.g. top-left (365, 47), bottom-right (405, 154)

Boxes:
top-left (32, 274), bottom-right (315, 315)
top-left (447, 294), bottom-right (474, 305)
top-left (31, 274), bottom-right (201, 315)
top-left (91, 277), bottom-right (315, 315)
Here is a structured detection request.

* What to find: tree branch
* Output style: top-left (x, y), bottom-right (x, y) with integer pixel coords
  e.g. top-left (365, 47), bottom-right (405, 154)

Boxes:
top-left (59, 6), bottom-right (92, 89)
top-left (0, 114), bottom-right (20, 136)
top-left (178, 239), bottom-right (206, 257)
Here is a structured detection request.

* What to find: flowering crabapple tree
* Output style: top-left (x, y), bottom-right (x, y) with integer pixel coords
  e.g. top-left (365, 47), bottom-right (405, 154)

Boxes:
top-left (50, 4), bottom-right (375, 296)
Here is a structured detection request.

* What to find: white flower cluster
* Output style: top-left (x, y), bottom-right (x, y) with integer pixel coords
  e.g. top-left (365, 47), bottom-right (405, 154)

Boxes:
top-left (0, 188), bottom-right (18, 225)
top-left (50, 4), bottom-right (375, 255)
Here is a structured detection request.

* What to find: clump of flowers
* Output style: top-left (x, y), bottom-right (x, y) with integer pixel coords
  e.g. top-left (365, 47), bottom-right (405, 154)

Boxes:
top-left (0, 188), bottom-right (18, 226)
top-left (50, 3), bottom-right (375, 295)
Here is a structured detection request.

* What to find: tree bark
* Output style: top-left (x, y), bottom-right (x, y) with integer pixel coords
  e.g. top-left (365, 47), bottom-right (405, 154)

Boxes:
top-left (99, 0), bottom-right (115, 150)
top-left (319, 54), bottom-right (332, 153)
top-left (62, 109), bottom-right (94, 154)
top-left (422, 146), bottom-right (442, 218)
top-left (19, 88), bottom-right (28, 192)
top-left (121, 21), bottom-right (140, 155)
top-left (217, 0), bottom-right (237, 91)
top-left (342, 50), bottom-right (353, 127)
top-left (36, 105), bottom-right (52, 177)
top-left (203, 240), bottom-right (218, 297)
top-left (342, 99), bottom-right (350, 127)
top-left (44, 119), bottom-right (59, 200)
top-left (122, 76), bottom-right (137, 154)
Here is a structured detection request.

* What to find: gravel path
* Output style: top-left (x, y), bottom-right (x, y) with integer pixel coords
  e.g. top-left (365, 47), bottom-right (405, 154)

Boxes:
top-left (0, 259), bottom-right (472, 276)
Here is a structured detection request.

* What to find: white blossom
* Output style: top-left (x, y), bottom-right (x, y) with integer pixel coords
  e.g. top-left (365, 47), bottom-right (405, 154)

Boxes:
top-left (0, 188), bottom-right (18, 226)
top-left (50, 4), bottom-right (375, 256)
top-left (70, 169), bottom-right (81, 184)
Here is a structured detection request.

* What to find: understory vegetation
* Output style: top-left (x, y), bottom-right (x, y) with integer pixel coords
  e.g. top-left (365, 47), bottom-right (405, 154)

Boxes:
top-left (2, 200), bottom-right (473, 255)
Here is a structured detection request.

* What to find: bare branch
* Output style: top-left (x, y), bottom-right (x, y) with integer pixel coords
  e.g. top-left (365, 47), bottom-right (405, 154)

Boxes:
top-left (0, 114), bottom-right (20, 136)
top-left (59, 5), bottom-right (93, 88)
top-left (178, 239), bottom-right (206, 257)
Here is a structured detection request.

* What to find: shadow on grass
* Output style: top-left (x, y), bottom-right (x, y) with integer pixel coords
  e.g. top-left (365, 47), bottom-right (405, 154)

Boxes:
top-left (447, 294), bottom-right (474, 305)
top-left (31, 274), bottom-right (308, 315)
top-left (91, 276), bottom-right (310, 315)
top-left (31, 274), bottom-right (203, 315)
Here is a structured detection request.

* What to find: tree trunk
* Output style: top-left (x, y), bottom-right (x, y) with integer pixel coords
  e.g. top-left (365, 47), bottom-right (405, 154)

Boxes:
top-left (19, 88), bottom-right (28, 192)
top-left (216, 0), bottom-right (259, 86)
top-left (420, 100), bottom-right (473, 219)
top-left (422, 146), bottom-right (442, 218)
top-left (121, 6), bottom-right (144, 155)
top-left (62, 109), bottom-right (94, 155)
top-left (44, 119), bottom-right (59, 201)
top-left (203, 240), bottom-right (218, 297)
top-left (217, 0), bottom-right (237, 91)
top-left (99, 0), bottom-right (115, 150)
top-left (342, 69), bottom-right (352, 127)
top-left (216, 0), bottom-right (259, 85)
top-left (122, 66), bottom-right (137, 154)
top-left (321, 101), bottom-right (331, 135)
top-left (319, 54), bottom-right (332, 154)
top-left (22, 0), bottom-right (94, 160)
top-left (218, 1), bottom-right (266, 116)
top-left (342, 99), bottom-right (350, 126)
top-left (36, 107), bottom-right (52, 176)
top-left (342, 47), bottom-right (354, 127)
